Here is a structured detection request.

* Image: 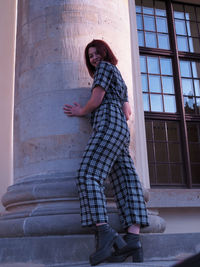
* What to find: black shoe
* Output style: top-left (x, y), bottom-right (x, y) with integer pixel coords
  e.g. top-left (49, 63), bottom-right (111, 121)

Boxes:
top-left (108, 233), bottom-right (143, 263)
top-left (89, 224), bottom-right (127, 266)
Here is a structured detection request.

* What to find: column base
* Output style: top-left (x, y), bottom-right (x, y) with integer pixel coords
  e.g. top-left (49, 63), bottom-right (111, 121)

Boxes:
top-left (0, 174), bottom-right (165, 237)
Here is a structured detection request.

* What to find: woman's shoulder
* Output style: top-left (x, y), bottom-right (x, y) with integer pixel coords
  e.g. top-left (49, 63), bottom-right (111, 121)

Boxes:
top-left (97, 61), bottom-right (115, 70)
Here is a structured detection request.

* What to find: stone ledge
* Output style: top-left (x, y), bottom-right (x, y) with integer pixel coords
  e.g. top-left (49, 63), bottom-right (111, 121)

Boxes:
top-left (148, 189), bottom-right (200, 208)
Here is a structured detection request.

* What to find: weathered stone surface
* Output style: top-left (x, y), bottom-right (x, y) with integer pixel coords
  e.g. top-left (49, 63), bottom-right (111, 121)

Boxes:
top-left (0, 0), bottom-right (164, 238)
top-left (0, 233), bottom-right (199, 264)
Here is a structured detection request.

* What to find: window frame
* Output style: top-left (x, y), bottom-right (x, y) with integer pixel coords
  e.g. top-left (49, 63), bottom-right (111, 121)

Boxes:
top-left (137, 0), bottom-right (200, 188)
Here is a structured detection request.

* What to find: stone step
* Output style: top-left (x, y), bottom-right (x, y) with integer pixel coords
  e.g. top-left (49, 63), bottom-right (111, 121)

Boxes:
top-left (0, 233), bottom-right (199, 266)
top-left (0, 261), bottom-right (178, 267)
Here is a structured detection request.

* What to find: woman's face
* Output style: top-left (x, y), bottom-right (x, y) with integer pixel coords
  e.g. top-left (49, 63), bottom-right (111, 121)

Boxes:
top-left (88, 47), bottom-right (102, 68)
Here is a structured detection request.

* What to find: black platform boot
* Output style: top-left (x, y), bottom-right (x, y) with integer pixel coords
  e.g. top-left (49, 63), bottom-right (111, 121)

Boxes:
top-left (108, 233), bottom-right (143, 263)
top-left (89, 224), bottom-right (127, 266)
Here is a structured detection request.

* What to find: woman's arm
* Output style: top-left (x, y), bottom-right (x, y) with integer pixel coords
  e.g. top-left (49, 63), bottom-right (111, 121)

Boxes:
top-left (122, 101), bottom-right (132, 121)
top-left (63, 86), bottom-right (105, 117)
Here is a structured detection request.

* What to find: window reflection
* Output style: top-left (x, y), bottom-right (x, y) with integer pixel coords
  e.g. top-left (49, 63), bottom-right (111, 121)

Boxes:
top-left (147, 57), bottom-right (160, 74)
top-left (158, 34), bottom-right (170, 49)
top-left (151, 94), bottom-right (163, 112)
top-left (177, 36), bottom-right (189, 51)
top-left (136, 0), bottom-right (170, 50)
top-left (140, 55), bottom-right (176, 113)
top-left (162, 77), bottom-right (174, 94)
top-left (180, 61), bottom-right (191, 77)
top-left (175, 20), bottom-right (187, 35)
top-left (160, 58), bottom-right (172, 75)
top-left (145, 32), bottom-right (157, 48)
top-left (156, 17), bottom-right (168, 33)
top-left (164, 95), bottom-right (176, 113)
top-left (155, 1), bottom-right (166, 16)
top-left (173, 4), bottom-right (184, 19)
top-left (182, 78), bottom-right (194, 95)
top-left (149, 75), bottom-right (161, 92)
top-left (173, 3), bottom-right (200, 53)
top-left (180, 60), bottom-right (200, 114)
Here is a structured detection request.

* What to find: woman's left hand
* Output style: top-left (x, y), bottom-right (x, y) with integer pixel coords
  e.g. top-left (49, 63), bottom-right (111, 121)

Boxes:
top-left (63, 102), bottom-right (83, 117)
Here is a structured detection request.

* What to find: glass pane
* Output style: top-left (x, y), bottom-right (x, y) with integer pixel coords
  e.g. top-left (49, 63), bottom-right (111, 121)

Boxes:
top-left (140, 56), bottom-right (146, 72)
top-left (187, 123), bottom-right (199, 142)
top-left (149, 75), bottom-right (161, 93)
top-left (145, 121), bottom-right (153, 140)
top-left (156, 17), bottom-right (168, 33)
top-left (155, 143), bottom-right (168, 162)
top-left (182, 78), bottom-right (194, 95)
top-left (155, 1), bottom-right (166, 17)
top-left (145, 32), bottom-right (157, 48)
top-left (141, 74), bottom-right (148, 92)
top-left (189, 38), bottom-right (200, 53)
top-left (158, 34), bottom-right (170, 49)
top-left (196, 98), bottom-right (200, 114)
top-left (160, 58), bottom-right (172, 75)
top-left (154, 121), bottom-right (166, 141)
top-left (171, 165), bottom-right (184, 184)
top-left (162, 76), bottom-right (174, 94)
top-left (175, 19), bottom-right (187, 35)
top-left (169, 144), bottom-right (181, 162)
top-left (164, 95), bottom-right (177, 113)
top-left (177, 36), bottom-right (189, 52)
top-left (138, 31), bottom-right (144, 46)
top-left (194, 80), bottom-right (200, 96)
top-left (149, 164), bottom-right (156, 183)
top-left (167, 122), bottom-right (179, 142)
top-left (187, 22), bottom-right (198, 37)
top-left (189, 144), bottom-right (200, 162)
top-left (180, 61), bottom-right (191, 77)
top-left (185, 5), bottom-right (196, 21)
top-left (144, 15), bottom-right (155, 31)
top-left (184, 96), bottom-right (195, 113)
top-left (192, 62), bottom-right (200, 78)
top-left (197, 7), bottom-right (200, 22)
top-left (157, 164), bottom-right (170, 183)
top-left (191, 165), bottom-right (200, 184)
top-left (173, 4), bottom-right (185, 19)
top-left (135, 0), bottom-right (142, 13)
top-left (137, 14), bottom-right (143, 30)
top-left (147, 57), bottom-right (160, 74)
top-left (151, 94), bottom-right (163, 112)
top-left (143, 0), bottom-right (154, 15)
top-left (147, 142), bottom-right (154, 162)
top-left (143, 93), bottom-right (149, 111)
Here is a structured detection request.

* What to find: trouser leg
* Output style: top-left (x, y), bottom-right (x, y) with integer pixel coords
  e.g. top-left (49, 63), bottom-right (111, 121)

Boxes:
top-left (109, 147), bottom-right (149, 229)
top-left (77, 130), bottom-right (122, 227)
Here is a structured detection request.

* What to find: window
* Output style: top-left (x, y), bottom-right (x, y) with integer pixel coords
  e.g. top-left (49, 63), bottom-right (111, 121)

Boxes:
top-left (136, 0), bottom-right (200, 188)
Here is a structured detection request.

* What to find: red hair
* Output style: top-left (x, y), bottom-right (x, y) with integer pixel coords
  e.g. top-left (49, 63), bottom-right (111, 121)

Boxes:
top-left (85, 39), bottom-right (118, 77)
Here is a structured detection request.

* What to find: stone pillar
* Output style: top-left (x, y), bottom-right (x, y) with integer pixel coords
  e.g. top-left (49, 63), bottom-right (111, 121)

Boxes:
top-left (0, 0), bottom-right (165, 237)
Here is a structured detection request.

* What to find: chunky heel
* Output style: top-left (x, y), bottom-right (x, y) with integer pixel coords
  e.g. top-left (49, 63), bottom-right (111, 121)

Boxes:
top-left (132, 247), bottom-right (143, 262)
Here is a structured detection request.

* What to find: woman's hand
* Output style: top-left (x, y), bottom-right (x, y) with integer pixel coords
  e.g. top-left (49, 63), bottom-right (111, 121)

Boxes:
top-left (63, 102), bottom-right (83, 117)
top-left (63, 86), bottom-right (105, 117)
top-left (122, 102), bottom-right (132, 121)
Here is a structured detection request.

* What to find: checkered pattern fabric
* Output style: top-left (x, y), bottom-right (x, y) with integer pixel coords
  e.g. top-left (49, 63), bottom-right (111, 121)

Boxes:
top-left (77, 61), bottom-right (149, 229)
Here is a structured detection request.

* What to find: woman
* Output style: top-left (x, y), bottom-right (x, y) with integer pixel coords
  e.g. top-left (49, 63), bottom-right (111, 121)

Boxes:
top-left (63, 39), bottom-right (149, 266)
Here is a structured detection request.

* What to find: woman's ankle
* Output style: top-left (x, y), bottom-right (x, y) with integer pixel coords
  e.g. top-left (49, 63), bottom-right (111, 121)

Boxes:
top-left (127, 224), bottom-right (140, 235)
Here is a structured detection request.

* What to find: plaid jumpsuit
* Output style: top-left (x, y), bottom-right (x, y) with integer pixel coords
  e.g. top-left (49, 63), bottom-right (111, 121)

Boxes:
top-left (77, 61), bottom-right (149, 229)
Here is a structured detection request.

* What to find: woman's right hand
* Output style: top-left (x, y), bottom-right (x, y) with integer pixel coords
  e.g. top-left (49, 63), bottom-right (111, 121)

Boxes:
top-left (122, 102), bottom-right (132, 121)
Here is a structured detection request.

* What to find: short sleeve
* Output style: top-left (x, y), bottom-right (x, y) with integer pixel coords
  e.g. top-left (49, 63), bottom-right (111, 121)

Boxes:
top-left (92, 61), bottom-right (113, 92)
top-left (122, 85), bottom-right (129, 103)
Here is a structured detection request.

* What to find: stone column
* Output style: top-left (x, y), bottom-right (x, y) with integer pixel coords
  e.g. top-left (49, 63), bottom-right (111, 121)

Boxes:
top-left (0, 0), bottom-right (165, 237)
